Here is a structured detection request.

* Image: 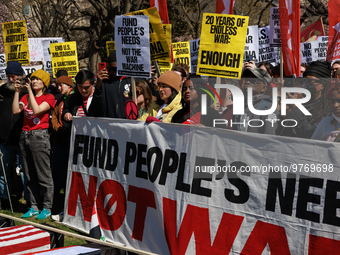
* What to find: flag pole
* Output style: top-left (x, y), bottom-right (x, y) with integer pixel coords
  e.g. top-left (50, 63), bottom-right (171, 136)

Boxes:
top-left (280, 48), bottom-right (283, 84)
top-left (320, 16), bottom-right (326, 36)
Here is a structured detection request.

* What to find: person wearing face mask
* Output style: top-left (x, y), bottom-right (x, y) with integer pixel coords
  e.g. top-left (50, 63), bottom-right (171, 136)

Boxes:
top-left (96, 50), bottom-right (134, 119)
top-left (312, 84), bottom-right (340, 141)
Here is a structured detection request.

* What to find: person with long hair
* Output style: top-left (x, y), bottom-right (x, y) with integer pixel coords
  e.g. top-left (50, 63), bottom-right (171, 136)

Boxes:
top-left (12, 69), bottom-right (55, 219)
top-left (139, 71), bottom-right (182, 123)
top-left (135, 80), bottom-right (153, 117)
top-left (172, 74), bottom-right (223, 127)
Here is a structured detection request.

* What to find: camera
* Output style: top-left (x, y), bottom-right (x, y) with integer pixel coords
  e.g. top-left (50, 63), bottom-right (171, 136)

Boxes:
top-left (18, 77), bottom-right (29, 86)
top-left (245, 55), bottom-right (253, 62)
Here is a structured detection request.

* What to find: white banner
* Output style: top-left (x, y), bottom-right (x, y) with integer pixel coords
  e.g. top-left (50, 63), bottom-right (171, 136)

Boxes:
top-left (258, 26), bottom-right (276, 64)
top-left (42, 38), bottom-right (65, 76)
top-left (270, 7), bottom-right (281, 47)
top-left (29, 37), bottom-right (63, 62)
top-left (244, 25), bottom-right (259, 63)
top-left (315, 36), bottom-right (328, 62)
top-left (190, 38), bottom-right (200, 73)
top-left (64, 117), bottom-right (340, 255)
top-left (300, 41), bottom-right (315, 65)
top-left (0, 54), bottom-right (6, 80)
top-left (115, 15), bottom-right (151, 78)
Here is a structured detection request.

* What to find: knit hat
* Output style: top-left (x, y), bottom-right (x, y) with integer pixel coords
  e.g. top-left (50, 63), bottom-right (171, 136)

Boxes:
top-left (303, 61), bottom-right (331, 78)
top-left (158, 71), bottom-right (181, 92)
top-left (5, 61), bottom-right (24, 75)
top-left (31, 69), bottom-right (50, 87)
top-left (242, 68), bottom-right (272, 86)
top-left (56, 76), bottom-right (73, 87)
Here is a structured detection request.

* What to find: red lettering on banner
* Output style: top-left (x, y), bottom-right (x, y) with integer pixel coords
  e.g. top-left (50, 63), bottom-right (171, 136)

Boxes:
top-left (308, 235), bottom-right (340, 254)
top-left (128, 185), bottom-right (157, 241)
top-left (67, 172), bottom-right (97, 222)
top-left (163, 198), bottom-right (244, 254)
top-left (96, 179), bottom-right (127, 231)
top-left (241, 221), bottom-right (291, 254)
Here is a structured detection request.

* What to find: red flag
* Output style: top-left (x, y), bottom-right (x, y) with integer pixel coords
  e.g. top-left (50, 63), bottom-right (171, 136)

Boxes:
top-left (216, 0), bottom-right (235, 14)
top-left (150, 0), bottom-right (169, 24)
top-left (279, 0), bottom-right (301, 77)
top-left (300, 19), bottom-right (325, 43)
top-left (327, 0), bottom-right (340, 62)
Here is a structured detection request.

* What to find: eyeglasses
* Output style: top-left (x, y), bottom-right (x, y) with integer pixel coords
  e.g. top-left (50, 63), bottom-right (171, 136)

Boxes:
top-left (128, 90), bottom-right (142, 97)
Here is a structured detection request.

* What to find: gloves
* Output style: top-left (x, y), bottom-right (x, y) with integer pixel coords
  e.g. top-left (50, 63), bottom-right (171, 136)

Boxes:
top-left (146, 116), bottom-right (161, 124)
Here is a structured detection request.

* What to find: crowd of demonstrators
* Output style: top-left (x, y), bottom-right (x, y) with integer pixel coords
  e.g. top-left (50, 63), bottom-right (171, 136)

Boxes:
top-left (12, 69), bottom-right (55, 219)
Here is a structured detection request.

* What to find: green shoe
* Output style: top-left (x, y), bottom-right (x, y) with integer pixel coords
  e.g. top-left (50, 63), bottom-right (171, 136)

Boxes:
top-left (36, 208), bottom-right (51, 220)
top-left (22, 208), bottom-right (39, 218)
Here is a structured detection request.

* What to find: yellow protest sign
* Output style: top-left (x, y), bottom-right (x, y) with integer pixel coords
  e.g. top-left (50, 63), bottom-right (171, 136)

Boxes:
top-left (2, 20), bottom-right (30, 65)
top-left (126, 7), bottom-right (170, 61)
top-left (172, 42), bottom-right (190, 68)
top-left (158, 24), bottom-right (172, 74)
top-left (50, 41), bottom-right (79, 77)
top-left (106, 41), bottom-right (115, 57)
top-left (197, 13), bottom-right (249, 79)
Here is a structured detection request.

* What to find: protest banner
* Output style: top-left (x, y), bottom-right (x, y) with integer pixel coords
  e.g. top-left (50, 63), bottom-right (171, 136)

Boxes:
top-left (0, 54), bottom-right (6, 80)
top-left (50, 41), bottom-right (79, 77)
top-left (270, 7), bottom-right (281, 47)
top-left (22, 64), bottom-right (43, 75)
top-left (172, 41), bottom-right (190, 68)
top-left (106, 41), bottom-right (116, 57)
top-left (42, 38), bottom-right (65, 76)
top-left (327, 0), bottom-right (340, 63)
top-left (115, 15), bottom-right (151, 78)
top-left (64, 117), bottom-right (340, 255)
top-left (197, 13), bottom-right (249, 79)
top-left (258, 26), bottom-right (276, 64)
top-left (29, 37), bottom-right (63, 62)
top-left (244, 25), bottom-right (259, 63)
top-left (126, 7), bottom-right (170, 61)
top-left (2, 20), bottom-right (30, 65)
top-left (190, 38), bottom-right (200, 73)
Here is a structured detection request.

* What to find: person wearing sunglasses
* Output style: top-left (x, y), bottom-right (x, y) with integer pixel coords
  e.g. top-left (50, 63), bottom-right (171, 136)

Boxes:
top-left (312, 84), bottom-right (340, 141)
top-left (139, 71), bottom-right (182, 123)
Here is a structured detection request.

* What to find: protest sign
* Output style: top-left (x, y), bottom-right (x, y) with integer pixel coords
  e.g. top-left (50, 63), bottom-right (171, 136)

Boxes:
top-left (172, 41), bottom-right (190, 68)
top-left (29, 37), bottom-right (63, 62)
top-left (126, 7), bottom-right (170, 61)
top-left (197, 13), bottom-right (249, 79)
top-left (2, 20), bottom-right (30, 65)
top-left (244, 25), bottom-right (259, 63)
top-left (22, 65), bottom-right (43, 75)
top-left (0, 54), bottom-right (6, 80)
top-left (50, 41), bottom-right (79, 77)
top-left (315, 36), bottom-right (328, 62)
top-left (42, 38), bottom-right (65, 76)
top-left (115, 15), bottom-right (151, 78)
top-left (190, 38), bottom-right (200, 73)
top-left (258, 26), bottom-right (276, 64)
top-left (106, 41), bottom-right (116, 57)
top-left (64, 117), bottom-right (340, 255)
top-left (270, 7), bottom-right (281, 47)
top-left (157, 24), bottom-right (172, 74)
top-left (300, 41), bottom-right (314, 65)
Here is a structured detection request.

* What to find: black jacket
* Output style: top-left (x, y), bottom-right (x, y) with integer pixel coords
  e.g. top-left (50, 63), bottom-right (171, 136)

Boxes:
top-left (0, 83), bottom-right (26, 146)
top-left (62, 87), bottom-right (104, 130)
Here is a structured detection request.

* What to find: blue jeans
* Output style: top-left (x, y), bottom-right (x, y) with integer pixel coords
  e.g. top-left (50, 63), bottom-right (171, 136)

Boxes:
top-left (19, 129), bottom-right (53, 211)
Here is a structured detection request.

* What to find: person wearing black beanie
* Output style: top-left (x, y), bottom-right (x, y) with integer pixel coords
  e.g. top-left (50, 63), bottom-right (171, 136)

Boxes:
top-left (277, 61), bottom-right (332, 138)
